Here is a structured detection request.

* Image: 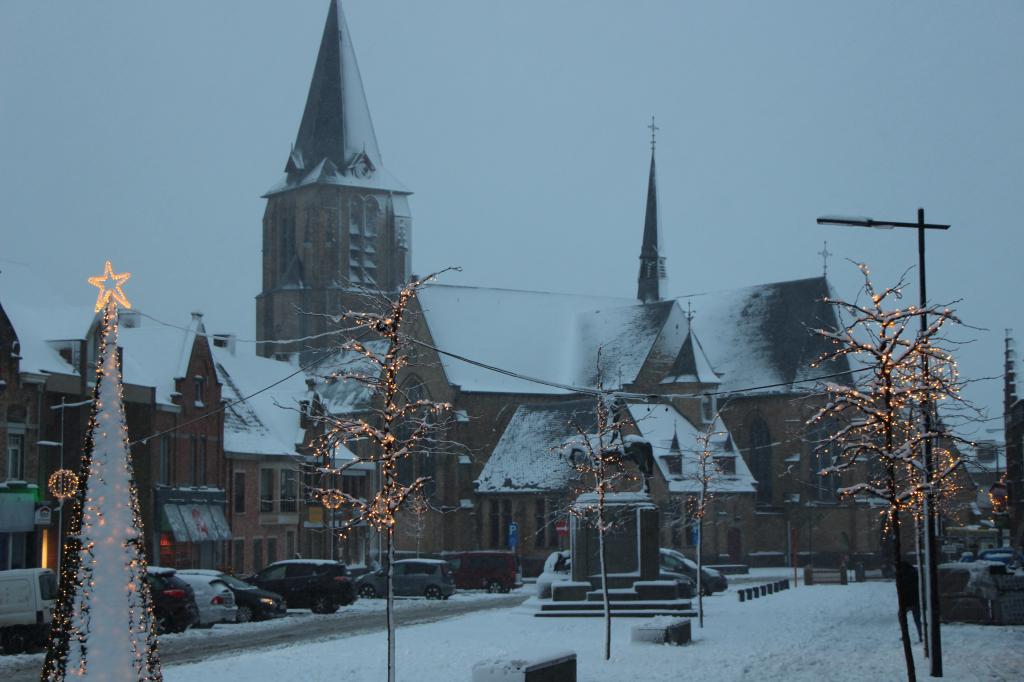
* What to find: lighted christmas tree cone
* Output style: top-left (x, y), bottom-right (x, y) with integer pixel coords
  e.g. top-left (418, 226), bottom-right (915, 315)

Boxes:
top-left (41, 262), bottom-right (161, 681)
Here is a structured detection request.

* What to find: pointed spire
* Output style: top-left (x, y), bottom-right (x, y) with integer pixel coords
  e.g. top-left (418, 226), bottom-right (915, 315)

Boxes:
top-left (637, 117), bottom-right (667, 303)
top-left (289, 1), bottom-right (381, 178)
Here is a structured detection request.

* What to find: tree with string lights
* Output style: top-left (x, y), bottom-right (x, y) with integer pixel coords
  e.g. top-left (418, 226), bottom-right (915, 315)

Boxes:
top-left (558, 369), bottom-right (634, 662)
top-left (41, 261), bottom-right (161, 681)
top-left (808, 263), bottom-right (968, 682)
top-left (307, 272), bottom-right (453, 682)
top-left (688, 420), bottom-right (724, 629)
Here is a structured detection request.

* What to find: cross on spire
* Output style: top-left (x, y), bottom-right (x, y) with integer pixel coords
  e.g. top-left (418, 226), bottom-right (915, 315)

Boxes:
top-left (648, 115), bottom-right (659, 152)
top-left (686, 300), bottom-right (696, 322)
top-left (818, 241), bottom-right (833, 278)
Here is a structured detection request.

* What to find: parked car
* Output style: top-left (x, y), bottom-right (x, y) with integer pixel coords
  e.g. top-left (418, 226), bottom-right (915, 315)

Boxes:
top-left (535, 550), bottom-right (696, 599)
top-left (246, 560), bottom-right (355, 614)
top-left (178, 569), bottom-right (287, 623)
top-left (356, 559), bottom-right (455, 599)
top-left (0, 568), bottom-right (57, 654)
top-left (977, 548), bottom-right (1023, 569)
top-left (145, 567), bottom-right (199, 634)
top-left (444, 551), bottom-right (521, 593)
top-left (173, 572), bottom-right (237, 627)
top-left (660, 548), bottom-right (728, 595)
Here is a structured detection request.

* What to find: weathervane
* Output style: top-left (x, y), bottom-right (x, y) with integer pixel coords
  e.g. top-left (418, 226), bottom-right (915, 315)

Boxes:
top-left (648, 115), bottom-right (659, 152)
top-left (818, 241), bottom-right (833, 278)
top-left (685, 300), bottom-right (696, 323)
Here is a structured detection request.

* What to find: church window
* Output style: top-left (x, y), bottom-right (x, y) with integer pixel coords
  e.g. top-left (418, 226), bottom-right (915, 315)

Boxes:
top-left (809, 420), bottom-right (838, 502)
top-left (749, 417), bottom-right (774, 506)
top-left (701, 394), bottom-right (716, 423)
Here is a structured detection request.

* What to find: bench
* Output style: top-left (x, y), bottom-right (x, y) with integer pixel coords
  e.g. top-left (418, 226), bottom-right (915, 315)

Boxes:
top-left (804, 566), bottom-right (849, 585)
top-left (630, 617), bottom-right (691, 645)
top-left (472, 651), bottom-right (577, 682)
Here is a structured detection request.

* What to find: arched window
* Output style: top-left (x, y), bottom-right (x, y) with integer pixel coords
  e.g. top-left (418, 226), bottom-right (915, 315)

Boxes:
top-left (396, 376), bottom-right (437, 498)
top-left (809, 419), bottom-right (838, 502)
top-left (749, 417), bottom-right (773, 506)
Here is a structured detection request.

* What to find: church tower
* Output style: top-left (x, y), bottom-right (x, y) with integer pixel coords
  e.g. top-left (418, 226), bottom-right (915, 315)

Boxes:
top-left (637, 120), bottom-right (667, 304)
top-left (257, 0), bottom-right (412, 357)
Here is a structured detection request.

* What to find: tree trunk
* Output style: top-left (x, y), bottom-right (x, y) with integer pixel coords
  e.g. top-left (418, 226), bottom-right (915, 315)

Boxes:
top-left (697, 514), bottom-right (704, 628)
top-left (598, 490), bottom-right (611, 661)
top-left (892, 511), bottom-right (917, 682)
top-left (387, 526), bottom-right (396, 682)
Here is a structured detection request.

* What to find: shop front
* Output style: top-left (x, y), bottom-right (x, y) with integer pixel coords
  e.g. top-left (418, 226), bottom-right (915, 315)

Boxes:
top-left (154, 487), bottom-right (231, 569)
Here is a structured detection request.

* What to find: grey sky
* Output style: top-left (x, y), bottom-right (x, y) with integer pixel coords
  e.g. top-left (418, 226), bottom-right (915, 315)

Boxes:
top-left (1, 1), bottom-right (1022, 430)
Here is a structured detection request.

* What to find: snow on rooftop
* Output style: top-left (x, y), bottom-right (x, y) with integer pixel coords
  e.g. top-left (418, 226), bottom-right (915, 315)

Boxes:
top-left (418, 284), bottom-right (651, 394)
top-left (213, 345), bottom-right (310, 458)
top-left (475, 399), bottom-right (599, 493)
top-left (0, 262), bottom-right (92, 376)
top-left (627, 403), bottom-right (757, 495)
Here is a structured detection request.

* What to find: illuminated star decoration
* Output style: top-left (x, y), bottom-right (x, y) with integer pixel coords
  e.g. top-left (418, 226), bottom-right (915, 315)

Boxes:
top-left (87, 260), bottom-right (132, 312)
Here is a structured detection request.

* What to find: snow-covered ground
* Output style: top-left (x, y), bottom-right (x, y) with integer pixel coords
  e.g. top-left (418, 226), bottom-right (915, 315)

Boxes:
top-left (158, 578), bottom-right (1023, 681)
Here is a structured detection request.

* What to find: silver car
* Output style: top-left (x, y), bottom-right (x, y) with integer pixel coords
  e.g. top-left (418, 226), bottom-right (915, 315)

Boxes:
top-left (356, 559), bottom-right (455, 599)
top-left (175, 572), bottom-right (237, 627)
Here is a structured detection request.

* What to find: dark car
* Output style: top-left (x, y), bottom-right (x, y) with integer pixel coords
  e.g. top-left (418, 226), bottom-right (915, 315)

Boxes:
top-left (145, 567), bottom-right (199, 633)
top-left (356, 559), bottom-right (455, 599)
top-left (444, 551), bottom-right (521, 593)
top-left (178, 569), bottom-right (287, 623)
top-left (660, 548), bottom-right (728, 595)
top-left (247, 560), bottom-right (356, 614)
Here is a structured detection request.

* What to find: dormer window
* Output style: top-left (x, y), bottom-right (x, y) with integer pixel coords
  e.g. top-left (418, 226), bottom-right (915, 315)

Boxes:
top-left (715, 455), bottom-right (736, 475)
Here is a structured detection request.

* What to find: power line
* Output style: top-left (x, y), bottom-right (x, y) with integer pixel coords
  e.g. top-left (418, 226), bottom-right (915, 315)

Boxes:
top-left (135, 310), bottom-right (362, 346)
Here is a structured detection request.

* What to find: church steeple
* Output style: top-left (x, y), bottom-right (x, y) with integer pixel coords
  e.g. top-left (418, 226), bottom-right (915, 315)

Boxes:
top-left (286, 0), bottom-right (380, 180)
top-left (257, 0), bottom-right (412, 358)
top-left (637, 117), bottom-right (667, 303)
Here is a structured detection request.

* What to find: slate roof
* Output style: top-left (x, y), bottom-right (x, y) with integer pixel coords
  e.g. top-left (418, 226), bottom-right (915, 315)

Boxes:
top-left (266, 0), bottom-right (408, 197)
top-left (475, 399), bottom-right (599, 493)
top-left (417, 276), bottom-right (847, 397)
top-left (627, 403), bottom-right (757, 495)
top-left (679, 276), bottom-right (849, 395)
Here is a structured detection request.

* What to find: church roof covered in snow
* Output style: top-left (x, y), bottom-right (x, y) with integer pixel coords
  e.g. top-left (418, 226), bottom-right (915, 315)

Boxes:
top-left (475, 399), bottom-right (599, 493)
top-left (676, 276), bottom-right (847, 395)
top-left (416, 276), bottom-right (846, 397)
top-left (627, 403), bottom-right (757, 495)
top-left (417, 285), bottom-right (670, 394)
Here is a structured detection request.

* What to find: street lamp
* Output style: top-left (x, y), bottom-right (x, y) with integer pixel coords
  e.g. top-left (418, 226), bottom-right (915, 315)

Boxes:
top-left (817, 209), bottom-right (949, 678)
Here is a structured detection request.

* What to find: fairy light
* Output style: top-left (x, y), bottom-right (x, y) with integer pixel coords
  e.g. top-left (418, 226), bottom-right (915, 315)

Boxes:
top-left (48, 469), bottom-right (80, 502)
top-left (41, 264), bottom-right (161, 681)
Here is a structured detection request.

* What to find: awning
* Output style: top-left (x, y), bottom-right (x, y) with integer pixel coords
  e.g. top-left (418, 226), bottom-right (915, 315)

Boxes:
top-left (163, 503), bottom-right (231, 543)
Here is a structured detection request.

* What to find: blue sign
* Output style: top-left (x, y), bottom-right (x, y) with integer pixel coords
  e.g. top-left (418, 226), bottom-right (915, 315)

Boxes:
top-left (507, 521), bottom-right (519, 549)
top-left (689, 524), bottom-right (700, 547)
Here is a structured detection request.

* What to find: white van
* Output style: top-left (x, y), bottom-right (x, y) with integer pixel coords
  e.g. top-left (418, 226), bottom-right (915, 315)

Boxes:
top-left (0, 568), bottom-right (57, 654)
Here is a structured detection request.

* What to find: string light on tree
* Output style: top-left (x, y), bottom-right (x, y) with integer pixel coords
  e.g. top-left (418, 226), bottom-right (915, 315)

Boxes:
top-left (41, 261), bottom-right (161, 681)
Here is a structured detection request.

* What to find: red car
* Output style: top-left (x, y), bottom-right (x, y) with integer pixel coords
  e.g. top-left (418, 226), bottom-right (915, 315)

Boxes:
top-left (444, 551), bottom-right (521, 593)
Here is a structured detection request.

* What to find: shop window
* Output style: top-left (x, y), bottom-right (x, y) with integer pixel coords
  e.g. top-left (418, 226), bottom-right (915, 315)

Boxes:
top-left (286, 530), bottom-right (295, 560)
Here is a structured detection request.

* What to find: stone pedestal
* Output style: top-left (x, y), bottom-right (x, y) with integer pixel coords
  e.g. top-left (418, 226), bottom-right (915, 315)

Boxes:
top-left (570, 492), bottom-right (659, 587)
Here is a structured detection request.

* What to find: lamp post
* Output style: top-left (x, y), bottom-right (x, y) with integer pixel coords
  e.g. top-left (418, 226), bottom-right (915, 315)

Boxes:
top-left (817, 209), bottom-right (949, 677)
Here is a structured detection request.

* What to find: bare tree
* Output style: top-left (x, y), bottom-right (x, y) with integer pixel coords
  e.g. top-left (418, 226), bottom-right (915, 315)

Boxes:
top-left (308, 273), bottom-right (453, 682)
top-left (404, 487), bottom-right (430, 557)
top-left (808, 264), bottom-right (967, 682)
top-left (690, 420), bottom-right (724, 629)
top-left (558, 366), bottom-right (633, 661)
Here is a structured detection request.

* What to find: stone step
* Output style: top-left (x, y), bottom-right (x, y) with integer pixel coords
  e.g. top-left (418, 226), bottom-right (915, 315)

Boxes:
top-left (538, 600), bottom-right (693, 612)
top-left (536, 608), bottom-right (698, 618)
top-left (585, 589), bottom-right (642, 602)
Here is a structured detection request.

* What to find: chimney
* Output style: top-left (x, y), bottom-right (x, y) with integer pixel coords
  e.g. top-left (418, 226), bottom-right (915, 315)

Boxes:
top-left (213, 333), bottom-right (237, 356)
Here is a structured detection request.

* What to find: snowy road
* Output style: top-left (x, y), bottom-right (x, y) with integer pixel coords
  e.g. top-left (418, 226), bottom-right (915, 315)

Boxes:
top-left (0, 592), bottom-right (527, 681)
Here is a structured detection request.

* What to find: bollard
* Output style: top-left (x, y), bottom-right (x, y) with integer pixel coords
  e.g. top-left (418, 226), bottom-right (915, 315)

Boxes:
top-left (749, 588), bottom-right (757, 600)
top-left (739, 590), bottom-right (745, 602)
top-left (784, 579), bottom-right (790, 590)
top-left (760, 585), bottom-right (767, 597)
top-left (767, 583), bottom-right (774, 595)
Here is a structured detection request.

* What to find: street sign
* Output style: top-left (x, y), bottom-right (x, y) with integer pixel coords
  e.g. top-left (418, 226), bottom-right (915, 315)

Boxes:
top-left (507, 521), bottom-right (519, 549)
top-left (555, 520), bottom-right (568, 537)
